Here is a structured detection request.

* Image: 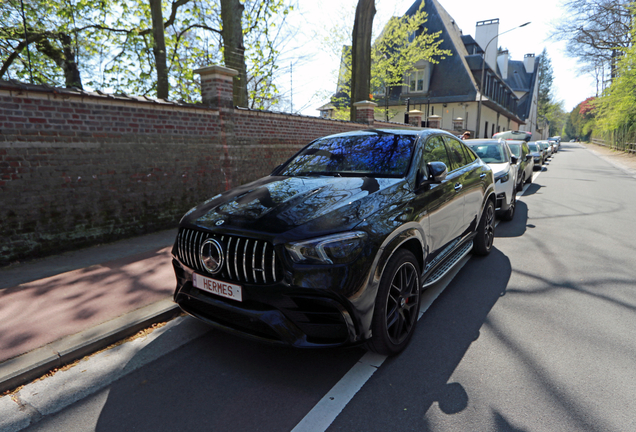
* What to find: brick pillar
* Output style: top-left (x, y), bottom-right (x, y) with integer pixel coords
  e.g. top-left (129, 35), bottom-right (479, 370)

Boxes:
top-left (408, 110), bottom-right (423, 127)
top-left (194, 65), bottom-right (238, 109)
top-left (353, 100), bottom-right (377, 125)
top-left (428, 115), bottom-right (442, 129)
top-left (195, 65), bottom-right (237, 191)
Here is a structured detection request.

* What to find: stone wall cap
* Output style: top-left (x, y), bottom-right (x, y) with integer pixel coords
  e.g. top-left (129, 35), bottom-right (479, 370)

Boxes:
top-left (353, 100), bottom-right (378, 108)
top-left (194, 65), bottom-right (239, 77)
top-left (408, 110), bottom-right (423, 115)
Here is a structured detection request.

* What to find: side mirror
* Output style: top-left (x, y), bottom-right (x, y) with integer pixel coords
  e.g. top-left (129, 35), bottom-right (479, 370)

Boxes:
top-left (510, 156), bottom-right (519, 165)
top-left (525, 154), bottom-right (532, 161)
top-left (427, 161), bottom-right (448, 183)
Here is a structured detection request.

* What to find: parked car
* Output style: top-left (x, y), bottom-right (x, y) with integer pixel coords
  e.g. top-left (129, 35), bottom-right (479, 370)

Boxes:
top-left (537, 141), bottom-right (553, 159)
top-left (527, 142), bottom-right (544, 169)
top-left (507, 140), bottom-right (534, 190)
top-left (464, 138), bottom-right (518, 221)
top-left (492, 130), bottom-right (532, 142)
top-left (172, 129), bottom-right (496, 356)
top-left (548, 138), bottom-right (559, 154)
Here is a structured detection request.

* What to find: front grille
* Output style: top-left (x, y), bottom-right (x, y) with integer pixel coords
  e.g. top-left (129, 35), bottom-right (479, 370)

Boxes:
top-left (176, 228), bottom-right (282, 284)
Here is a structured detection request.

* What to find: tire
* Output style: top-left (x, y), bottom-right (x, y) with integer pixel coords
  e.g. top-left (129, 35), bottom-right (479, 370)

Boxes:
top-left (516, 174), bottom-right (525, 192)
top-left (501, 192), bottom-right (516, 221)
top-left (368, 249), bottom-right (421, 356)
top-left (473, 199), bottom-right (495, 256)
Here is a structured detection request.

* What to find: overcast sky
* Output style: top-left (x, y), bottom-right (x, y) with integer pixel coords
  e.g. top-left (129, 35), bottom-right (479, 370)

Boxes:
top-left (278, 0), bottom-right (595, 116)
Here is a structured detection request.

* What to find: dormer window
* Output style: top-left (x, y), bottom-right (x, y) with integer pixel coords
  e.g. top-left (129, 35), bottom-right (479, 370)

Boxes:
top-left (406, 61), bottom-right (432, 93)
top-left (409, 70), bottom-right (426, 92)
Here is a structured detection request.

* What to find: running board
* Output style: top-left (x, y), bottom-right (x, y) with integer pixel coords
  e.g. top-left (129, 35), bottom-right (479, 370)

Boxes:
top-left (422, 241), bottom-right (473, 288)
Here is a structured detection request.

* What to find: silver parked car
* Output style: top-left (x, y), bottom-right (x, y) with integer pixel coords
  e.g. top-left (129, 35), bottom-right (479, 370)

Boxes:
top-left (527, 142), bottom-right (544, 169)
top-left (507, 140), bottom-right (534, 191)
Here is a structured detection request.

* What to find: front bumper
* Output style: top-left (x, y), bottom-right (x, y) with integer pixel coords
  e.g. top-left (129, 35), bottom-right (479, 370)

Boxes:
top-left (173, 258), bottom-right (361, 348)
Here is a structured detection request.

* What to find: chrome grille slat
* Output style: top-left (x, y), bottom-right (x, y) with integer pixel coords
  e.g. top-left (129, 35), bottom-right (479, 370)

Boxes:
top-left (262, 243), bottom-right (268, 284)
top-left (177, 228), bottom-right (279, 285)
top-left (252, 241), bottom-right (258, 282)
top-left (272, 248), bottom-right (277, 282)
top-left (226, 237), bottom-right (233, 279)
top-left (186, 229), bottom-right (195, 269)
top-left (242, 240), bottom-right (249, 281)
top-left (234, 238), bottom-right (241, 282)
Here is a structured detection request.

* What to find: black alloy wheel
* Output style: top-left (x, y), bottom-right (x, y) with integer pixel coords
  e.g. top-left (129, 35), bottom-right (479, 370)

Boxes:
top-left (473, 199), bottom-right (495, 255)
top-left (368, 249), bottom-right (421, 356)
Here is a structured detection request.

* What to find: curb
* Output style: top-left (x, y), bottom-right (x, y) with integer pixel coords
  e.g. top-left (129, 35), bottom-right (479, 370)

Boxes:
top-left (0, 299), bottom-right (180, 394)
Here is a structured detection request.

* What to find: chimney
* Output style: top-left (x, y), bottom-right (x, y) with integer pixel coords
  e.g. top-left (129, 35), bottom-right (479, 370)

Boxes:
top-left (475, 19), bottom-right (499, 72)
top-left (497, 50), bottom-right (509, 79)
top-left (524, 53), bottom-right (536, 73)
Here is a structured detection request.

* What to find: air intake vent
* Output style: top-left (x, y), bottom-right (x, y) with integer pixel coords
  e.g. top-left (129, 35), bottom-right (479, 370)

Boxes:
top-left (176, 228), bottom-right (281, 285)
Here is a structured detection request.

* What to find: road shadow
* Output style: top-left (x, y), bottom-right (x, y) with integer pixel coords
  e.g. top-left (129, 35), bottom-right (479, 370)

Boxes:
top-left (89, 321), bottom-right (365, 432)
top-left (495, 200), bottom-right (529, 238)
top-left (521, 183), bottom-right (543, 196)
top-left (327, 248), bottom-right (512, 431)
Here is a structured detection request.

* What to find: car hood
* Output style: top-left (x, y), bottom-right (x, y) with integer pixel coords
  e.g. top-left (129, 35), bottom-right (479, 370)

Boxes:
top-left (487, 162), bottom-right (511, 178)
top-left (182, 175), bottom-right (409, 240)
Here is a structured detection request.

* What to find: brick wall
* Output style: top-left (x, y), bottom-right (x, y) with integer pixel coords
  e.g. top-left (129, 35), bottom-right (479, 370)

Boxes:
top-left (0, 80), bottom-right (412, 265)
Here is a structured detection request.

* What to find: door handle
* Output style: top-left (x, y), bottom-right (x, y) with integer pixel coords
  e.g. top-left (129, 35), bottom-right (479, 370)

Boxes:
top-left (454, 183), bottom-right (463, 192)
top-left (479, 173), bottom-right (487, 178)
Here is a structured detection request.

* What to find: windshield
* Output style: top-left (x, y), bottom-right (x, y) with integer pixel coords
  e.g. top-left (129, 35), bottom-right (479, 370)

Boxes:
top-left (279, 133), bottom-right (417, 177)
top-left (468, 144), bottom-right (506, 163)
top-left (508, 144), bottom-right (521, 158)
top-left (528, 144), bottom-right (539, 152)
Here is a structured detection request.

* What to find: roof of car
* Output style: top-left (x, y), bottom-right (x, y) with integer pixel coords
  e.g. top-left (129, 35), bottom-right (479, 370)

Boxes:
top-left (463, 139), bottom-right (506, 146)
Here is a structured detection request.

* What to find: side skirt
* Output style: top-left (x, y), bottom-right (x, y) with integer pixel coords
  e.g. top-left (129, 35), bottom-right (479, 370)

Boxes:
top-left (422, 240), bottom-right (473, 288)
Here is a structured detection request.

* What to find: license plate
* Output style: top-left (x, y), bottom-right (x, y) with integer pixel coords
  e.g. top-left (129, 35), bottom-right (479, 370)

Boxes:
top-left (192, 273), bottom-right (242, 302)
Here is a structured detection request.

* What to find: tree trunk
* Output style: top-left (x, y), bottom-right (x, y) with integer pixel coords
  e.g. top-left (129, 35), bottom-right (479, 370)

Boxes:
top-left (149, 0), bottom-right (169, 99)
top-left (220, 0), bottom-right (248, 107)
top-left (60, 34), bottom-right (82, 89)
top-left (350, 0), bottom-right (376, 121)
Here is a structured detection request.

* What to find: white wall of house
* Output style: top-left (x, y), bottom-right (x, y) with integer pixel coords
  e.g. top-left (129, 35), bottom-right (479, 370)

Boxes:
top-left (386, 101), bottom-right (520, 137)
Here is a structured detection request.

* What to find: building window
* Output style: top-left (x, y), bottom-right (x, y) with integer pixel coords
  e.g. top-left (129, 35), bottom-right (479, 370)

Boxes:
top-left (408, 70), bottom-right (426, 92)
top-left (484, 121), bottom-right (489, 138)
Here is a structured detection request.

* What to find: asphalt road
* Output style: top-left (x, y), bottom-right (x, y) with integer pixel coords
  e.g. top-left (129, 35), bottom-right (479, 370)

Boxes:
top-left (17, 143), bottom-right (636, 432)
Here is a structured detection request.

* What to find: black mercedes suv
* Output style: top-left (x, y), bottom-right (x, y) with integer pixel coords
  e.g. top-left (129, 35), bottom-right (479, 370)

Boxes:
top-left (172, 128), bottom-right (496, 355)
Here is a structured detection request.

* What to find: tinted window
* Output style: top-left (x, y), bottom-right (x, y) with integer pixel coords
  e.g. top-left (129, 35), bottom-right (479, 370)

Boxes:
top-left (444, 136), bottom-right (469, 170)
top-left (528, 144), bottom-right (539, 152)
top-left (467, 144), bottom-right (506, 163)
top-left (280, 133), bottom-right (416, 177)
top-left (423, 136), bottom-right (451, 168)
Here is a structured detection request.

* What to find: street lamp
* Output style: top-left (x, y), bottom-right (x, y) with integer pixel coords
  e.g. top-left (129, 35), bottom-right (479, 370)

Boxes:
top-left (475, 21), bottom-right (531, 138)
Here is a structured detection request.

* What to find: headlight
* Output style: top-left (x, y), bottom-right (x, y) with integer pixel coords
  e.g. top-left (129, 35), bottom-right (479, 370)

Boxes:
top-left (495, 169), bottom-right (510, 183)
top-left (285, 232), bottom-right (367, 265)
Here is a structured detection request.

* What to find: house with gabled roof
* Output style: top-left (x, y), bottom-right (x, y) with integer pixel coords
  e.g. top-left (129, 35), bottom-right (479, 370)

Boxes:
top-left (320, 0), bottom-right (546, 139)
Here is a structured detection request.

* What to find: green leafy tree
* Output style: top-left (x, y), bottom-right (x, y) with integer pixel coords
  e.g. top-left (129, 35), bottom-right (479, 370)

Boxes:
top-left (370, 2), bottom-right (449, 99)
top-left (1, 0), bottom-right (293, 108)
top-left (324, 1), bottom-right (450, 120)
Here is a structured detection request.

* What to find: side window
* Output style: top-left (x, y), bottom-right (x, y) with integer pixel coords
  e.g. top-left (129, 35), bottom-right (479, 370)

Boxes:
top-left (443, 136), bottom-right (469, 171)
top-left (461, 142), bottom-right (477, 163)
top-left (422, 136), bottom-right (451, 169)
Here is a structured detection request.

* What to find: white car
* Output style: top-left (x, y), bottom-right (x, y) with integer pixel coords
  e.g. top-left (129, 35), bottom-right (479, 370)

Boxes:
top-left (465, 139), bottom-right (518, 221)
